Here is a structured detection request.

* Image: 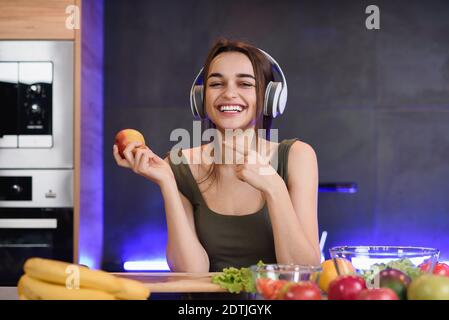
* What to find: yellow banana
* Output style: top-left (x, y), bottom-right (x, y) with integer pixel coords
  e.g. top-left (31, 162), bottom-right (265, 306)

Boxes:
top-left (23, 257), bottom-right (122, 293)
top-left (114, 277), bottom-right (150, 300)
top-left (18, 274), bottom-right (116, 300)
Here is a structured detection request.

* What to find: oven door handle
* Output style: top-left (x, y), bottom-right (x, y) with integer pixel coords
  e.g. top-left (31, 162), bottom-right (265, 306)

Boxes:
top-left (0, 218), bottom-right (57, 229)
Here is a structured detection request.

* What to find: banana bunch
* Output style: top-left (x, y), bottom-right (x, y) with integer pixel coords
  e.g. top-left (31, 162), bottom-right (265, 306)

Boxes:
top-left (17, 257), bottom-right (150, 300)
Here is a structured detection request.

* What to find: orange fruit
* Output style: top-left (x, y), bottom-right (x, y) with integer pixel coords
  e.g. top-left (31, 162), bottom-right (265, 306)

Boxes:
top-left (318, 258), bottom-right (355, 293)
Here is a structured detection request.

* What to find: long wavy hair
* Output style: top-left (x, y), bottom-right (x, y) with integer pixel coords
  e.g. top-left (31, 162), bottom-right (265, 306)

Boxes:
top-left (197, 38), bottom-right (275, 189)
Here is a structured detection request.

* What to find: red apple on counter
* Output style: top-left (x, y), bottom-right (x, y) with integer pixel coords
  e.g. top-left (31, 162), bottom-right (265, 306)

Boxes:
top-left (433, 263), bottom-right (449, 277)
top-left (328, 275), bottom-right (367, 300)
top-left (284, 281), bottom-right (322, 300)
top-left (419, 261), bottom-right (449, 277)
top-left (115, 129), bottom-right (146, 158)
top-left (357, 288), bottom-right (399, 300)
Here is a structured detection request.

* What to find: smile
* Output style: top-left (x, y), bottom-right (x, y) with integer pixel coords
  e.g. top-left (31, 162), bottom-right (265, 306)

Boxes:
top-left (217, 105), bottom-right (245, 113)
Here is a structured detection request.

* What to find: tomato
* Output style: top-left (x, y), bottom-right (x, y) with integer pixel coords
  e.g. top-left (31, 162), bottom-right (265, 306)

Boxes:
top-left (419, 261), bottom-right (431, 272)
top-left (256, 278), bottom-right (270, 297)
top-left (284, 281), bottom-right (322, 300)
top-left (408, 274), bottom-right (449, 300)
top-left (256, 279), bottom-right (289, 300)
top-left (433, 263), bottom-right (449, 277)
top-left (318, 258), bottom-right (355, 293)
top-left (379, 268), bottom-right (411, 300)
top-left (328, 275), bottom-right (367, 300)
top-left (419, 262), bottom-right (449, 277)
top-left (357, 288), bottom-right (399, 300)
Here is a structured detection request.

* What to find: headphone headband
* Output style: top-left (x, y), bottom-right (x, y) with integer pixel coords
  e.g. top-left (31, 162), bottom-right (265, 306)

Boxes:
top-left (190, 48), bottom-right (288, 119)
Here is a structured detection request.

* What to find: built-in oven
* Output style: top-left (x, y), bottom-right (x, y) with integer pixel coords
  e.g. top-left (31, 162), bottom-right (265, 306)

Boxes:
top-left (0, 41), bottom-right (74, 286)
top-left (0, 208), bottom-right (73, 286)
top-left (0, 170), bottom-right (73, 286)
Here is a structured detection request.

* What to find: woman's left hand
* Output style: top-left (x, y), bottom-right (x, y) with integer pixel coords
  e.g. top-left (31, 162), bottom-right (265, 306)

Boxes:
top-left (223, 141), bottom-right (284, 195)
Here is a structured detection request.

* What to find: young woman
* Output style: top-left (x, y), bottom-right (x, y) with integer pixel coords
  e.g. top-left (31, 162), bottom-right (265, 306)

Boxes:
top-left (113, 38), bottom-right (320, 272)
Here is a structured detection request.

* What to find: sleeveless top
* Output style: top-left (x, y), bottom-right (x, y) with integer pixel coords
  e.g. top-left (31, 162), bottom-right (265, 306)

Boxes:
top-left (168, 138), bottom-right (298, 272)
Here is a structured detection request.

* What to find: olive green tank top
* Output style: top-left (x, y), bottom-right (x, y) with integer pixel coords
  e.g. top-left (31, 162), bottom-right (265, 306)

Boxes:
top-left (168, 138), bottom-right (298, 272)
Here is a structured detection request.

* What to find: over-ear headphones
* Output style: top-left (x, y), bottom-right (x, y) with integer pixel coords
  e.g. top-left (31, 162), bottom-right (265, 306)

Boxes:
top-left (190, 48), bottom-right (288, 119)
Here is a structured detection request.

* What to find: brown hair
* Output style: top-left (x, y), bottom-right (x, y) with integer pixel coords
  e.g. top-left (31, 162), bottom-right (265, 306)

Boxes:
top-left (197, 38), bottom-right (275, 189)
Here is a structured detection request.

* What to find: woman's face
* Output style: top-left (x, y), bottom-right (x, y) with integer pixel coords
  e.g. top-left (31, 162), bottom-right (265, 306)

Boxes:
top-left (205, 51), bottom-right (257, 131)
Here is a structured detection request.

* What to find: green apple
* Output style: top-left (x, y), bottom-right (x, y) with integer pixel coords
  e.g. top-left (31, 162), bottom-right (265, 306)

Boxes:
top-left (408, 274), bottom-right (449, 300)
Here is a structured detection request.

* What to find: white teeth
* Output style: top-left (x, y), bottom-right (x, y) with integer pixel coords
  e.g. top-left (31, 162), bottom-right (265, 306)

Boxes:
top-left (219, 105), bottom-right (243, 112)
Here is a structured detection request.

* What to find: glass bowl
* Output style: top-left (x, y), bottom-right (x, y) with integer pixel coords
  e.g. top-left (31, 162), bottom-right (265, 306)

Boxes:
top-left (250, 264), bottom-right (322, 300)
top-left (329, 246), bottom-right (440, 288)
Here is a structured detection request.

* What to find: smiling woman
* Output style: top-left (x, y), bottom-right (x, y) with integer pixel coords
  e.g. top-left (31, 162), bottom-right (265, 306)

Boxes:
top-left (113, 38), bottom-right (321, 273)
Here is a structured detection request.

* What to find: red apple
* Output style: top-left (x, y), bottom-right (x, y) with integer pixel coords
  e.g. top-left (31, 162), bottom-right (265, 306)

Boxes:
top-left (357, 288), bottom-right (399, 300)
top-left (284, 281), bottom-right (322, 300)
top-left (115, 129), bottom-right (146, 158)
top-left (419, 261), bottom-right (449, 277)
top-left (328, 275), bottom-right (367, 300)
top-left (433, 263), bottom-right (449, 277)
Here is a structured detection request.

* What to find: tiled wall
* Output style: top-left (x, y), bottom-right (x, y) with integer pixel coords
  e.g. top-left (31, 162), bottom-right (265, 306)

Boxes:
top-left (103, 0), bottom-right (449, 270)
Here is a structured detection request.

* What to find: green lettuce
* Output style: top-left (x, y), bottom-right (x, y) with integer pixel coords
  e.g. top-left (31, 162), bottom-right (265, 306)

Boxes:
top-left (211, 261), bottom-right (265, 294)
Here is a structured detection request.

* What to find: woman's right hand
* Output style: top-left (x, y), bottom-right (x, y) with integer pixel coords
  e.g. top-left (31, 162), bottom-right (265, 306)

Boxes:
top-left (113, 141), bottom-right (174, 186)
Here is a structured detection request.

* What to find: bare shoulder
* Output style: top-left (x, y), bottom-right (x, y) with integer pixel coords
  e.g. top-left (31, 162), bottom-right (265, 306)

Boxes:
top-left (288, 140), bottom-right (318, 178)
top-left (289, 140), bottom-right (317, 160)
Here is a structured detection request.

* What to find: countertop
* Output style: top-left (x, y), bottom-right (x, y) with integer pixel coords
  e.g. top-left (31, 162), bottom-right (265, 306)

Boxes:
top-left (0, 287), bottom-right (18, 300)
top-left (0, 273), bottom-right (252, 300)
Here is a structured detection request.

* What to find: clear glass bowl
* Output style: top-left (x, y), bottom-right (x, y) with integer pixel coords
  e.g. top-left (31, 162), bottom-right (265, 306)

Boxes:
top-left (329, 246), bottom-right (440, 288)
top-left (250, 264), bottom-right (322, 299)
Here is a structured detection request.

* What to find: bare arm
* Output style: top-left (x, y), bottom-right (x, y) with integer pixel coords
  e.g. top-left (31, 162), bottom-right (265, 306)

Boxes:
top-left (264, 142), bottom-right (321, 265)
top-left (161, 157), bottom-right (210, 272)
top-left (113, 141), bottom-right (209, 272)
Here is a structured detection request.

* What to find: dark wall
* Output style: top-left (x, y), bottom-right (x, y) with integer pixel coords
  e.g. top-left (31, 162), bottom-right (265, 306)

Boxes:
top-left (103, 0), bottom-right (449, 270)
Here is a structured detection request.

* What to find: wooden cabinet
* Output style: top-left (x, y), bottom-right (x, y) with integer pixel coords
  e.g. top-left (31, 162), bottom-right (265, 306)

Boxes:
top-left (0, 0), bottom-right (82, 263)
top-left (0, 0), bottom-right (77, 39)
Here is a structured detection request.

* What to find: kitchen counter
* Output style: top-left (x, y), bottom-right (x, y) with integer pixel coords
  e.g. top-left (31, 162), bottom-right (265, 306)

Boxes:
top-left (0, 287), bottom-right (18, 300)
top-left (0, 273), bottom-right (253, 300)
top-left (113, 272), bottom-right (252, 300)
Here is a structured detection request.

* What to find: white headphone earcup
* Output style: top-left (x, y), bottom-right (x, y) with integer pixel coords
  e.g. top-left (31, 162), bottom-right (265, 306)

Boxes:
top-left (265, 82), bottom-right (282, 118)
top-left (192, 85), bottom-right (204, 118)
top-left (278, 83), bottom-right (287, 115)
top-left (264, 81), bottom-right (274, 117)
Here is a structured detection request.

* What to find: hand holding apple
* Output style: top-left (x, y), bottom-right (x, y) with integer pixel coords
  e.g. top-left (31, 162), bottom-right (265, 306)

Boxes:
top-left (115, 129), bottom-right (146, 158)
top-left (113, 130), bottom-right (174, 186)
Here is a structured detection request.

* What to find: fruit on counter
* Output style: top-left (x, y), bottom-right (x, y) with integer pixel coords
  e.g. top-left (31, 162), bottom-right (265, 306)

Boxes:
top-left (327, 275), bottom-right (367, 300)
top-left (433, 263), bottom-right (449, 276)
top-left (24, 257), bottom-right (122, 293)
top-left (115, 128), bottom-right (146, 158)
top-left (379, 268), bottom-right (411, 300)
top-left (19, 257), bottom-right (150, 300)
top-left (284, 281), bottom-right (322, 300)
top-left (257, 278), bottom-right (289, 300)
top-left (318, 258), bottom-right (355, 293)
top-left (420, 262), bottom-right (449, 277)
top-left (363, 258), bottom-right (423, 286)
top-left (407, 274), bottom-right (449, 300)
top-left (356, 288), bottom-right (399, 300)
top-left (256, 279), bottom-right (322, 300)
top-left (18, 274), bottom-right (116, 300)
top-left (114, 277), bottom-right (152, 300)
top-left (418, 261), bottom-right (431, 272)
